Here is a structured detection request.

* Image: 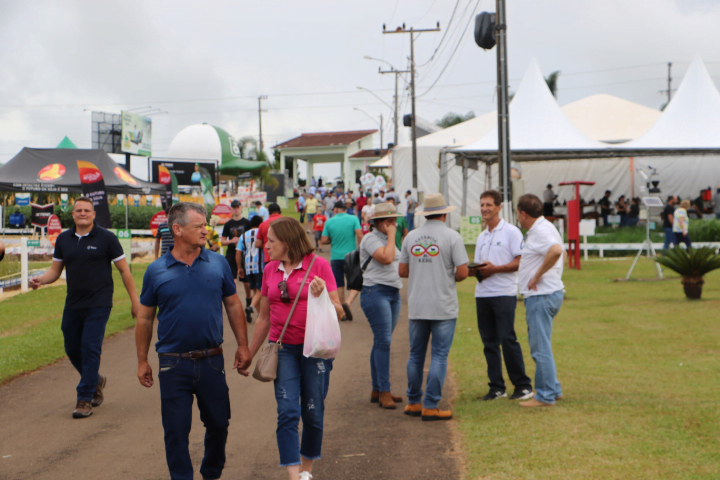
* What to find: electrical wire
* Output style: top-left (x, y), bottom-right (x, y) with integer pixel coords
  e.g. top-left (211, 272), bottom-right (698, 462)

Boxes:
top-left (416, 0), bottom-right (461, 68)
top-left (417, 0), bottom-right (476, 80)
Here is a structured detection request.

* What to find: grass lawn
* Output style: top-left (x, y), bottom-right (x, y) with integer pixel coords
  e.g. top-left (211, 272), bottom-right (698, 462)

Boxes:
top-left (451, 257), bottom-right (720, 479)
top-left (0, 264), bottom-right (147, 384)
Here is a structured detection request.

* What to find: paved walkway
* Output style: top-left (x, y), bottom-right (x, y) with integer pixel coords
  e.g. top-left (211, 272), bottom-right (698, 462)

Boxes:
top-left (0, 246), bottom-right (462, 480)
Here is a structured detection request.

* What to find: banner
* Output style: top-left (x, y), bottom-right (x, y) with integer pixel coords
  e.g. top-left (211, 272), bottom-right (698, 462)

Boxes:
top-left (157, 164), bottom-right (174, 211)
top-left (192, 164), bottom-right (216, 206)
top-left (60, 193), bottom-right (69, 211)
top-left (151, 159), bottom-right (217, 187)
top-left (77, 160), bottom-right (112, 228)
top-left (150, 211), bottom-right (168, 237)
top-left (16, 193), bottom-right (31, 206)
top-left (211, 204), bottom-right (232, 224)
top-left (48, 214), bottom-right (62, 246)
top-left (121, 110), bottom-right (152, 156)
top-left (31, 203), bottom-right (54, 228)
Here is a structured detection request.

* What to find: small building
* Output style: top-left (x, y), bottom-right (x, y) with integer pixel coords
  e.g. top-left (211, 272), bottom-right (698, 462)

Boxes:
top-left (274, 129), bottom-right (377, 190)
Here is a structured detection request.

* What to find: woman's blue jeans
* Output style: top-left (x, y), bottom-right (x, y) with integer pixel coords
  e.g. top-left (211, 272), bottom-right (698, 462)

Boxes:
top-left (360, 284), bottom-right (401, 392)
top-left (274, 343), bottom-right (333, 467)
top-left (524, 290), bottom-right (564, 404)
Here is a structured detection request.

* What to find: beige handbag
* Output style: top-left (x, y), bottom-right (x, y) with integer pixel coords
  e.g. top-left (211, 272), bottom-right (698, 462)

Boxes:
top-left (252, 256), bottom-right (317, 382)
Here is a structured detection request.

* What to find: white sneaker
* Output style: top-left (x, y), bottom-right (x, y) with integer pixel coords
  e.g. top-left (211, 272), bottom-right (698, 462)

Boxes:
top-left (299, 472), bottom-right (313, 480)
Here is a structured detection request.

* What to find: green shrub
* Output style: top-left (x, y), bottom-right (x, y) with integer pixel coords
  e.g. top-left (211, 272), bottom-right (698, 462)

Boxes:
top-left (688, 219), bottom-right (720, 242)
top-left (3, 205), bottom-right (162, 230)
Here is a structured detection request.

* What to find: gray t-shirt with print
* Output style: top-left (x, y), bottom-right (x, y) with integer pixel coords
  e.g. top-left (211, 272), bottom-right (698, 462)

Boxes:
top-left (360, 230), bottom-right (403, 289)
top-left (400, 220), bottom-right (469, 320)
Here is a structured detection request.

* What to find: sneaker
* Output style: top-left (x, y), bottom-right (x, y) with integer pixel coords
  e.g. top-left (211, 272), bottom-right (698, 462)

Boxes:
top-left (245, 306), bottom-right (254, 323)
top-left (509, 388), bottom-right (534, 401)
top-left (421, 408), bottom-right (453, 421)
top-left (482, 390), bottom-right (507, 401)
top-left (341, 302), bottom-right (353, 321)
top-left (299, 472), bottom-right (313, 480)
top-left (91, 375), bottom-right (107, 407)
top-left (73, 401), bottom-right (93, 419)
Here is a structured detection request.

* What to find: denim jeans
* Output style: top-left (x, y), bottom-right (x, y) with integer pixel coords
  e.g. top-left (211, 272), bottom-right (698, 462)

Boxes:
top-left (360, 284), bottom-right (401, 392)
top-left (674, 232), bottom-right (692, 249)
top-left (158, 354), bottom-right (230, 480)
top-left (274, 343), bottom-right (333, 467)
top-left (406, 213), bottom-right (415, 231)
top-left (524, 291), bottom-right (564, 404)
top-left (663, 227), bottom-right (675, 250)
top-left (61, 307), bottom-right (112, 402)
top-left (476, 296), bottom-right (531, 392)
top-left (406, 319), bottom-right (456, 409)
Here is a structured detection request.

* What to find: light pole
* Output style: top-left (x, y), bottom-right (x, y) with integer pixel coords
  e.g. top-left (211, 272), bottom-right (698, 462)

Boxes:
top-left (353, 107), bottom-right (383, 150)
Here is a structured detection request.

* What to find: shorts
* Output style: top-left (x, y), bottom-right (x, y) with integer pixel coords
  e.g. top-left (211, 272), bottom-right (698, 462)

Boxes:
top-left (330, 259), bottom-right (346, 288)
top-left (314, 230), bottom-right (322, 241)
top-left (308, 213), bottom-right (315, 223)
top-left (246, 272), bottom-right (262, 290)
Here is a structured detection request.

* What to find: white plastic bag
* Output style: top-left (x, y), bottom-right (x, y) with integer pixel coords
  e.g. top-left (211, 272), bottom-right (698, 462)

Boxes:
top-left (304, 287), bottom-right (341, 359)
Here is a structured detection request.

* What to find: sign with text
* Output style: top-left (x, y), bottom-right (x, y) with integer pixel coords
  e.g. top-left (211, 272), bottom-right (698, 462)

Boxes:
top-left (77, 160), bottom-right (112, 228)
top-left (150, 211), bottom-right (168, 237)
top-left (211, 204), bottom-right (232, 224)
top-left (461, 216), bottom-right (483, 245)
top-left (31, 203), bottom-right (54, 228)
top-left (113, 229), bottom-right (133, 265)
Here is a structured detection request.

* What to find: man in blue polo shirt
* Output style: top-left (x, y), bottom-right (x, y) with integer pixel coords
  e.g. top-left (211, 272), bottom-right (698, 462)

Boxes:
top-left (321, 200), bottom-right (363, 320)
top-left (136, 202), bottom-right (251, 480)
top-left (30, 197), bottom-right (140, 419)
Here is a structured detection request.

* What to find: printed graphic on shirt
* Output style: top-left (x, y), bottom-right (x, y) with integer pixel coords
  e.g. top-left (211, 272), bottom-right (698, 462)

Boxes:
top-left (410, 236), bottom-right (440, 262)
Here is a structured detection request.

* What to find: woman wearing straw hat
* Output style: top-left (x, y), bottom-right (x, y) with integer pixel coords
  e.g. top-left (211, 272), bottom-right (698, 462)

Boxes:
top-left (359, 203), bottom-right (405, 409)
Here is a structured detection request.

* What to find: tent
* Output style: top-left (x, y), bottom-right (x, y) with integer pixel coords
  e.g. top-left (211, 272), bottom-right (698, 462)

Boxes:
top-left (0, 148), bottom-right (164, 194)
top-left (56, 136), bottom-right (78, 149)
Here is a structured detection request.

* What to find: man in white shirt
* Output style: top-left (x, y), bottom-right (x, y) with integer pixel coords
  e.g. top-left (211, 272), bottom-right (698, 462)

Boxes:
top-left (469, 191), bottom-right (533, 402)
top-left (516, 194), bottom-right (565, 408)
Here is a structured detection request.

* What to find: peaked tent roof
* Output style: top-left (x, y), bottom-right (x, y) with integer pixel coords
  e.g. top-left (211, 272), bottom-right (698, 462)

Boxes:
top-left (620, 56), bottom-right (720, 149)
top-left (454, 59), bottom-right (606, 158)
top-left (56, 136), bottom-right (78, 149)
top-left (0, 148), bottom-right (164, 194)
top-left (274, 130), bottom-right (376, 149)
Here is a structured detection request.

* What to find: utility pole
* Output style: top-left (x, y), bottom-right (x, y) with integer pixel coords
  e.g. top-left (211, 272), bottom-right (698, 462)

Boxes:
top-left (666, 62), bottom-right (672, 105)
top-left (379, 112), bottom-right (384, 149)
top-left (383, 22), bottom-right (440, 189)
top-left (258, 95), bottom-right (268, 152)
top-left (495, 0), bottom-right (512, 218)
top-left (379, 66), bottom-right (410, 148)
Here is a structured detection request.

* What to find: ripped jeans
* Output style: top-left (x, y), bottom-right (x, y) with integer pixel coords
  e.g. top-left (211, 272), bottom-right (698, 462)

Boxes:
top-left (274, 343), bottom-right (333, 467)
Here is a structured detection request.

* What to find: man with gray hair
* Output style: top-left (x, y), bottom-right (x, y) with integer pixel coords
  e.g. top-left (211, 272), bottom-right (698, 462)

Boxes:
top-left (136, 202), bottom-right (251, 480)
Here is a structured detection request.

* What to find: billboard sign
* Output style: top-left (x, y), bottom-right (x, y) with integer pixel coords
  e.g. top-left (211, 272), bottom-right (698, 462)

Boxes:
top-left (121, 111), bottom-right (152, 156)
top-left (150, 159), bottom-right (217, 187)
top-left (91, 111), bottom-right (122, 154)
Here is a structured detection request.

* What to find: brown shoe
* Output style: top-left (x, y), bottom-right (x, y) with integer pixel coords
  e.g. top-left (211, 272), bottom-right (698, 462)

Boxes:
top-left (421, 408), bottom-right (453, 421)
top-left (404, 403), bottom-right (423, 417)
top-left (371, 390), bottom-right (403, 403)
top-left (519, 398), bottom-right (554, 408)
top-left (378, 391), bottom-right (397, 409)
top-left (556, 395), bottom-right (564, 400)
top-left (73, 401), bottom-right (93, 419)
top-left (91, 375), bottom-right (107, 407)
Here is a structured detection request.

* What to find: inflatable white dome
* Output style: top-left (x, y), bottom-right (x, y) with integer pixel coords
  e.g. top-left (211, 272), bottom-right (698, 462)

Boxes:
top-left (167, 123), bottom-right (241, 164)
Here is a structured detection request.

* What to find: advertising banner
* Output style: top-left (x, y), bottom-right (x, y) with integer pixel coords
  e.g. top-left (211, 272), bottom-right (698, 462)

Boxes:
top-left (16, 193), bottom-right (31, 206)
top-left (48, 214), bottom-right (62, 246)
top-left (151, 160), bottom-right (217, 187)
top-left (150, 211), bottom-right (168, 237)
top-left (77, 160), bottom-right (112, 228)
top-left (60, 193), bottom-right (69, 211)
top-left (121, 110), bottom-right (152, 156)
top-left (211, 204), bottom-right (232, 224)
top-left (31, 203), bottom-right (54, 228)
top-left (157, 164), bottom-right (175, 211)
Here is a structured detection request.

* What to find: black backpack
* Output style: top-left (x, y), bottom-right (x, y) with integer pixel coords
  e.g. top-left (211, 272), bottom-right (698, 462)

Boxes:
top-left (344, 249), bottom-right (373, 291)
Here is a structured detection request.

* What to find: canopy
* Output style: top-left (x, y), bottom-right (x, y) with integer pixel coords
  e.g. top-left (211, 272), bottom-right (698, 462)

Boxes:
top-left (56, 136), bottom-right (78, 149)
top-left (217, 157), bottom-right (268, 175)
top-left (0, 148), bottom-right (165, 194)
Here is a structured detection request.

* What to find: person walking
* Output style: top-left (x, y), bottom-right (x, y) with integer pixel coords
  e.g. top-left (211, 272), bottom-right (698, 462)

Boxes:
top-left (222, 199), bottom-right (252, 308)
top-left (297, 193), bottom-right (307, 224)
top-left (321, 200), bottom-right (363, 320)
top-left (30, 197), bottom-right (140, 418)
top-left (405, 190), bottom-right (417, 231)
top-left (323, 192), bottom-right (336, 219)
top-left (237, 215), bottom-right (265, 322)
top-left (154, 214), bottom-right (174, 260)
top-left (662, 195), bottom-right (677, 251)
top-left (247, 217), bottom-right (343, 480)
top-left (305, 193), bottom-right (319, 231)
top-left (470, 190), bottom-right (533, 402)
top-left (359, 203), bottom-right (405, 409)
top-left (515, 194), bottom-right (565, 408)
top-left (399, 193), bottom-right (469, 421)
top-left (673, 199), bottom-right (692, 248)
top-left (256, 203), bottom-right (283, 267)
top-left (356, 191), bottom-right (367, 222)
top-left (312, 210), bottom-right (327, 253)
top-left (135, 202), bottom-right (251, 480)
top-left (543, 184), bottom-right (555, 217)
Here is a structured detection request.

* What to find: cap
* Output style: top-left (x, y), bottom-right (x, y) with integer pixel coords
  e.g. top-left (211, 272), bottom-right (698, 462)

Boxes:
top-left (230, 200), bottom-right (242, 208)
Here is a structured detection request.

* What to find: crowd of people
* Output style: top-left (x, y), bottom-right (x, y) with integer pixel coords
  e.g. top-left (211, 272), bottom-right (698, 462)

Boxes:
top-left (26, 187), bottom-right (568, 480)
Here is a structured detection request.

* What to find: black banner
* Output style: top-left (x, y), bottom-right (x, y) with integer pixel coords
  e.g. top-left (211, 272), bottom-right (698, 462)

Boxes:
top-left (77, 161), bottom-right (112, 228)
top-left (31, 203), bottom-right (54, 228)
top-left (151, 160), bottom-right (217, 186)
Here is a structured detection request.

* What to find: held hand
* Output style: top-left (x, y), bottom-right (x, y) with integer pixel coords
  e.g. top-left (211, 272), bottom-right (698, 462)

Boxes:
top-left (528, 276), bottom-right (539, 291)
top-left (310, 276), bottom-right (326, 297)
top-left (138, 361), bottom-right (154, 388)
top-left (233, 345), bottom-right (252, 377)
top-left (29, 277), bottom-right (42, 290)
top-left (478, 262), bottom-right (497, 278)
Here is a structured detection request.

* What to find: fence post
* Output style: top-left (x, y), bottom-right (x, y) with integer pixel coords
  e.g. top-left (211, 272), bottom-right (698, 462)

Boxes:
top-left (21, 237), bottom-right (29, 293)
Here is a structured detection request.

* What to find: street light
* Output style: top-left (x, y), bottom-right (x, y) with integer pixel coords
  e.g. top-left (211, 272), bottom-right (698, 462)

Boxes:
top-left (353, 107), bottom-right (383, 150)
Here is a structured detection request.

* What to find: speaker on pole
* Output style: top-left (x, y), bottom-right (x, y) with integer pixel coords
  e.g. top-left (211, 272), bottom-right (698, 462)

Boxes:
top-left (474, 12), bottom-right (497, 50)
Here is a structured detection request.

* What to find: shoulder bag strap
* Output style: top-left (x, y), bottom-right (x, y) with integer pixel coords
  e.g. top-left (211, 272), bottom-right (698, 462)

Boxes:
top-left (276, 255), bottom-right (317, 344)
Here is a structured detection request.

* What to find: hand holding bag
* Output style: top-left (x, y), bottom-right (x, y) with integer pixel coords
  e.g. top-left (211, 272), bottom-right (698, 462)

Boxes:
top-left (252, 256), bottom-right (317, 382)
top-left (303, 286), bottom-right (341, 359)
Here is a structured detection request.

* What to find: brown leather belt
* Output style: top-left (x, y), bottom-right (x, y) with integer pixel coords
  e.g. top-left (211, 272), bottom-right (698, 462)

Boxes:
top-left (159, 346), bottom-right (223, 359)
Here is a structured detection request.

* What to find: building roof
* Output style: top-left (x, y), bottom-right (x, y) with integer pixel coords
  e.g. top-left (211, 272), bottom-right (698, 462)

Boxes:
top-left (274, 130), bottom-right (377, 149)
top-left (349, 149), bottom-right (388, 159)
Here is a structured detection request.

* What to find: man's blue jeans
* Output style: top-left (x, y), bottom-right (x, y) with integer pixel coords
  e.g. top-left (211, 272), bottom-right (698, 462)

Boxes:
top-left (407, 319), bottom-right (456, 409)
top-left (406, 213), bottom-right (415, 231)
top-left (360, 284), bottom-right (401, 392)
top-left (158, 353), bottom-right (230, 480)
top-left (274, 343), bottom-right (333, 467)
top-left (663, 227), bottom-right (675, 250)
top-left (61, 307), bottom-right (112, 402)
top-left (524, 291), bottom-right (564, 404)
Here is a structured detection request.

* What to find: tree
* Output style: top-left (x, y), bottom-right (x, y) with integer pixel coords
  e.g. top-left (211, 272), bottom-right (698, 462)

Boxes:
top-left (545, 70), bottom-right (561, 98)
top-left (436, 111), bottom-right (476, 128)
top-left (237, 135), bottom-right (258, 159)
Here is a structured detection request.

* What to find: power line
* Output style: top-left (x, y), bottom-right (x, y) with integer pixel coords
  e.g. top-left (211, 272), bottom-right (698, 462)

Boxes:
top-left (417, 0), bottom-right (476, 79)
top-left (416, 0), bottom-right (461, 68)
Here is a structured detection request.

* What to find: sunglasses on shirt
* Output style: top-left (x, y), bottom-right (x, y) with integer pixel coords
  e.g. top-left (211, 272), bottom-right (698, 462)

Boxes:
top-left (278, 280), bottom-right (291, 303)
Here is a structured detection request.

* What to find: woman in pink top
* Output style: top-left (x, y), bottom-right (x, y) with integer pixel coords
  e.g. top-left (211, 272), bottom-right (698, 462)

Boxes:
top-left (248, 217), bottom-right (343, 480)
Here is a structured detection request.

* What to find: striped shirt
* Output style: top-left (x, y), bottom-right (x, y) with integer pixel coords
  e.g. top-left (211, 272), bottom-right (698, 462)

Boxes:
top-left (238, 228), bottom-right (262, 274)
top-left (156, 222), bottom-right (174, 256)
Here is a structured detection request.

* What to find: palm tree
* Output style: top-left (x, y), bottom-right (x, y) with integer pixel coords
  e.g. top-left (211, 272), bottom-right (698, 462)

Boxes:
top-left (545, 70), bottom-right (561, 98)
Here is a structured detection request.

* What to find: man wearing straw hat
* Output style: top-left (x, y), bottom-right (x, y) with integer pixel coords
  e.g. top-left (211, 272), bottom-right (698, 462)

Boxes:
top-left (399, 193), bottom-right (469, 421)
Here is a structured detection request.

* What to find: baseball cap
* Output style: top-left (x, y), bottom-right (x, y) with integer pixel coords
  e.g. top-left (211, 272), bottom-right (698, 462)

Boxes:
top-left (230, 200), bottom-right (242, 208)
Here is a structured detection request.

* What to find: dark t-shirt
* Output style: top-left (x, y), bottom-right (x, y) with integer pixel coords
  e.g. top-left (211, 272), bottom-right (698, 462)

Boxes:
top-left (598, 196), bottom-right (612, 213)
top-left (53, 224), bottom-right (125, 309)
top-left (628, 204), bottom-right (639, 218)
top-left (662, 204), bottom-right (675, 229)
top-left (222, 218), bottom-right (251, 267)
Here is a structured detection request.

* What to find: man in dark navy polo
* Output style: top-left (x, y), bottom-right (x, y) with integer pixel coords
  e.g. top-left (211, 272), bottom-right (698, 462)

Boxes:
top-left (30, 197), bottom-right (139, 418)
top-left (135, 202), bottom-right (251, 480)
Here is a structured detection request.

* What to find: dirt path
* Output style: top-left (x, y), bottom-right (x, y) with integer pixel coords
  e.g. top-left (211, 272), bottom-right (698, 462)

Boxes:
top-left (0, 246), bottom-right (462, 480)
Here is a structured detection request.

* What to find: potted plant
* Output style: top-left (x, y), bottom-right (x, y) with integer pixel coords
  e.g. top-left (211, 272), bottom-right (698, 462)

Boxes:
top-left (656, 247), bottom-right (720, 299)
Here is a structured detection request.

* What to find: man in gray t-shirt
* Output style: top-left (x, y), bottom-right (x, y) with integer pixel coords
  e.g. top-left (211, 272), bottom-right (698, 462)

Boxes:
top-left (399, 193), bottom-right (469, 421)
top-left (405, 190), bottom-right (417, 230)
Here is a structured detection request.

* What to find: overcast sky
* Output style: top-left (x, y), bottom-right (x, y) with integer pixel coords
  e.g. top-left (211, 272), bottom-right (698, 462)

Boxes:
top-left (2, 0), bottom-right (719, 180)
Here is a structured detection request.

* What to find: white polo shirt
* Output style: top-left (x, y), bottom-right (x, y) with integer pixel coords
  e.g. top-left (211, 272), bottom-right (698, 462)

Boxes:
top-left (474, 219), bottom-right (523, 298)
top-left (518, 216), bottom-right (565, 297)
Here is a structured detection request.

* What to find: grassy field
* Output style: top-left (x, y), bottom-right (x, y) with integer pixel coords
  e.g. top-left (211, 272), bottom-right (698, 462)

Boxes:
top-left (450, 258), bottom-right (720, 479)
top-left (0, 265), bottom-right (146, 384)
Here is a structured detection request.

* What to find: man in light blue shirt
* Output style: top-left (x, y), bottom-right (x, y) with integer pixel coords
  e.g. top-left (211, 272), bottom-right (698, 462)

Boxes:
top-left (255, 201), bottom-right (269, 221)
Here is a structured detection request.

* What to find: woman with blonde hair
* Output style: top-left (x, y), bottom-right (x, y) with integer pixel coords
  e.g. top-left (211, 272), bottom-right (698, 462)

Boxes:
top-left (248, 217), bottom-right (343, 480)
top-left (673, 199), bottom-right (692, 248)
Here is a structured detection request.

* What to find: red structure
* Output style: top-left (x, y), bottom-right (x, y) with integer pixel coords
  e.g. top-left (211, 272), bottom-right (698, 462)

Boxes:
top-left (558, 181), bottom-right (595, 270)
